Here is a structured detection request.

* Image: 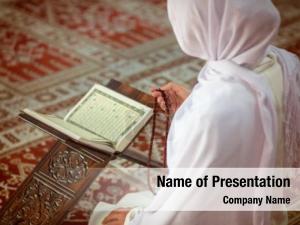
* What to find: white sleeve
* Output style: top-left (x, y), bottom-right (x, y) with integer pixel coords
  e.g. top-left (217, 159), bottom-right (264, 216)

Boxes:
top-left (166, 81), bottom-right (263, 168)
top-left (125, 208), bottom-right (143, 225)
top-left (128, 81), bottom-right (269, 225)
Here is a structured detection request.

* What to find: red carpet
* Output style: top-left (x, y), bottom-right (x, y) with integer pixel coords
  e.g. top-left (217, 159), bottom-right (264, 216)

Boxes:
top-left (0, 0), bottom-right (300, 224)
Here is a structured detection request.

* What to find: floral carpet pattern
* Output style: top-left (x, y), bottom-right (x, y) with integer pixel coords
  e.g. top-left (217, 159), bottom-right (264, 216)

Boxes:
top-left (0, 0), bottom-right (300, 224)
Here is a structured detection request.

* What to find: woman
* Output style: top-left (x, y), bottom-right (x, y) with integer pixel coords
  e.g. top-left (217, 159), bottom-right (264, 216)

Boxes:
top-left (92, 0), bottom-right (300, 224)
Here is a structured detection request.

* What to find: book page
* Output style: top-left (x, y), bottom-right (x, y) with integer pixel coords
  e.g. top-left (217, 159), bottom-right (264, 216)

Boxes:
top-left (43, 115), bottom-right (111, 145)
top-left (64, 84), bottom-right (152, 146)
top-left (22, 109), bottom-right (115, 152)
top-left (22, 109), bottom-right (112, 145)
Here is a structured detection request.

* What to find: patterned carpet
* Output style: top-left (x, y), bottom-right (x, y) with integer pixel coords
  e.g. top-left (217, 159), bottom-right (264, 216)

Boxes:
top-left (0, 0), bottom-right (299, 224)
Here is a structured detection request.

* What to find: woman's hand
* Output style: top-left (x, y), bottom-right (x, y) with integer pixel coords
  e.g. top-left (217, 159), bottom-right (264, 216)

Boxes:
top-left (102, 208), bottom-right (130, 225)
top-left (151, 82), bottom-right (190, 114)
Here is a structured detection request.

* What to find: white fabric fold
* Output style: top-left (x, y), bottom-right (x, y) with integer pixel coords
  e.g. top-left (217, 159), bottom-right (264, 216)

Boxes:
top-left (90, 0), bottom-right (300, 224)
top-left (203, 60), bottom-right (278, 167)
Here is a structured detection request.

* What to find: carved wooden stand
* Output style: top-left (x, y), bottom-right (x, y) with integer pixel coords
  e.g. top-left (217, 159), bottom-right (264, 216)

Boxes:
top-left (3, 78), bottom-right (298, 225)
top-left (0, 79), bottom-right (160, 225)
top-left (0, 141), bottom-right (113, 225)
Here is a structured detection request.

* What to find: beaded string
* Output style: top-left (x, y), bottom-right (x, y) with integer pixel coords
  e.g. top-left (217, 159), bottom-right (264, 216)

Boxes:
top-left (147, 89), bottom-right (170, 168)
top-left (147, 89), bottom-right (170, 194)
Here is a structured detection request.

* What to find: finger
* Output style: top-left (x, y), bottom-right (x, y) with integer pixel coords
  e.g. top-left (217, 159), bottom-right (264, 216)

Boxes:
top-left (157, 96), bottom-right (164, 104)
top-left (164, 90), bottom-right (173, 113)
top-left (103, 212), bottom-right (122, 223)
top-left (103, 217), bottom-right (118, 224)
top-left (164, 89), bottom-right (177, 113)
top-left (167, 89), bottom-right (179, 113)
top-left (151, 91), bottom-right (162, 98)
top-left (160, 101), bottom-right (166, 111)
top-left (157, 97), bottom-right (166, 110)
top-left (157, 97), bottom-right (166, 111)
top-left (104, 211), bottom-right (125, 219)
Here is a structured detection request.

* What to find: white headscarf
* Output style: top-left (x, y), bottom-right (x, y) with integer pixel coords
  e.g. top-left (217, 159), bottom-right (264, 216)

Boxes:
top-left (90, 2), bottom-right (300, 225)
top-left (167, 0), bottom-right (280, 69)
top-left (168, 0), bottom-right (300, 167)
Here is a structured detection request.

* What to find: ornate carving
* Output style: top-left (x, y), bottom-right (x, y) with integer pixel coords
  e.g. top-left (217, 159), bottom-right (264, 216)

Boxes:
top-left (0, 178), bottom-right (66, 225)
top-left (49, 150), bottom-right (88, 184)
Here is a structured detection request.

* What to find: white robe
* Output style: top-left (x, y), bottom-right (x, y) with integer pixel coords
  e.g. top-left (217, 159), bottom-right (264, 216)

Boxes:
top-left (89, 0), bottom-right (300, 224)
top-left (89, 50), bottom-right (297, 225)
top-left (125, 52), bottom-right (286, 225)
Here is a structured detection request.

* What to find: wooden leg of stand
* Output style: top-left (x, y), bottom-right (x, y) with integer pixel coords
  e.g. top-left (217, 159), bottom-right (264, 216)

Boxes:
top-left (0, 140), bottom-right (113, 225)
top-left (288, 212), bottom-right (300, 225)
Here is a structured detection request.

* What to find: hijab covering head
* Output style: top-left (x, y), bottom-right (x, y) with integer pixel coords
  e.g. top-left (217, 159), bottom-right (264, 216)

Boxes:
top-left (168, 0), bottom-right (300, 167)
top-left (167, 0), bottom-right (280, 68)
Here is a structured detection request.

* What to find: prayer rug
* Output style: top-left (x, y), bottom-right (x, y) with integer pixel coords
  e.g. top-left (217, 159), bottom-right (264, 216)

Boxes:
top-left (0, 0), bottom-right (299, 224)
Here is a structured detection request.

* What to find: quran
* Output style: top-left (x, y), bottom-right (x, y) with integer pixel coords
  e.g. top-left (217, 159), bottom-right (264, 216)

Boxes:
top-left (21, 83), bottom-right (153, 153)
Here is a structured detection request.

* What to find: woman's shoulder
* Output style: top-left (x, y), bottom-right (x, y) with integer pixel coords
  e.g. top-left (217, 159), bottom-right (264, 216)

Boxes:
top-left (270, 46), bottom-right (299, 72)
top-left (191, 80), bottom-right (257, 123)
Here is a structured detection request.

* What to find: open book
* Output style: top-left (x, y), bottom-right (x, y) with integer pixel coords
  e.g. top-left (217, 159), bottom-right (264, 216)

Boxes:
top-left (22, 83), bottom-right (153, 153)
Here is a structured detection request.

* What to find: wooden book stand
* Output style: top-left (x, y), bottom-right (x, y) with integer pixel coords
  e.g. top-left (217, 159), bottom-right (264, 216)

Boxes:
top-left (1, 79), bottom-right (299, 225)
top-left (0, 79), bottom-right (162, 225)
